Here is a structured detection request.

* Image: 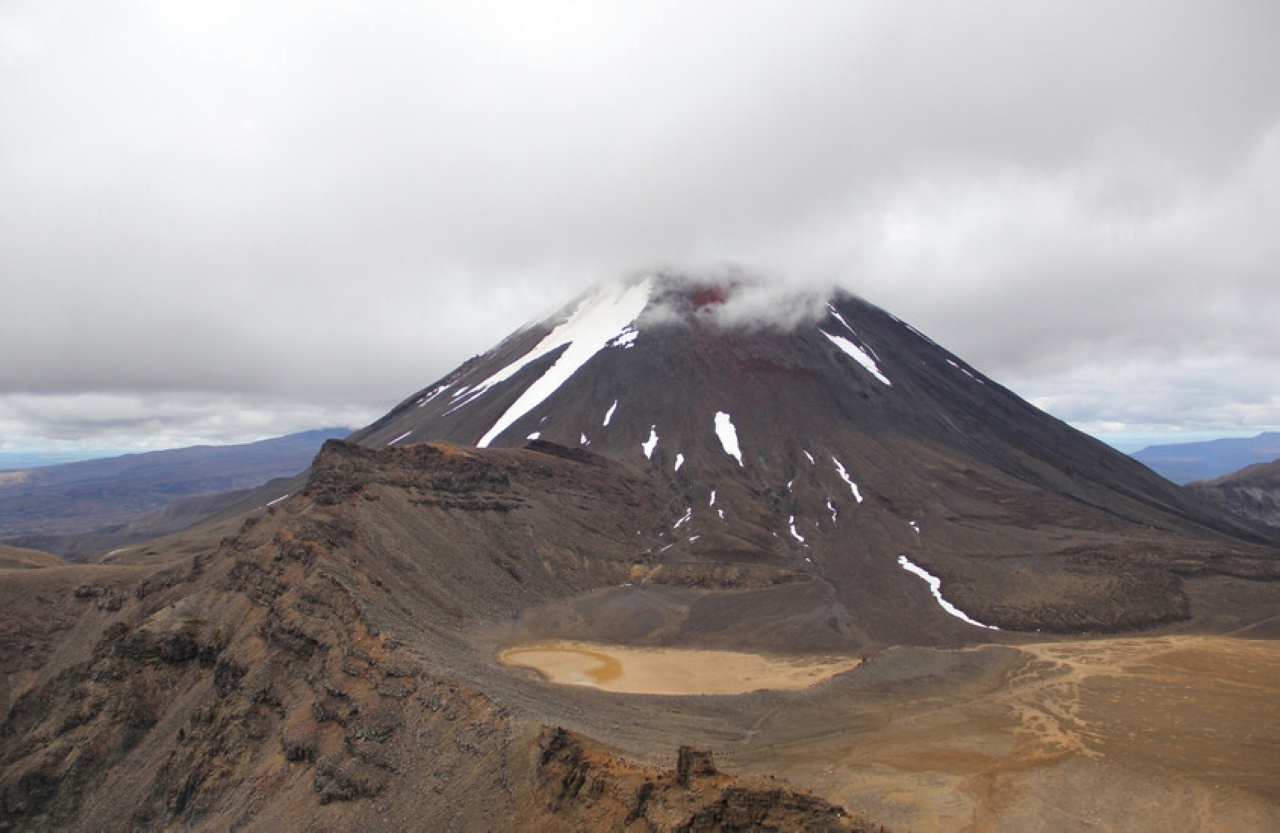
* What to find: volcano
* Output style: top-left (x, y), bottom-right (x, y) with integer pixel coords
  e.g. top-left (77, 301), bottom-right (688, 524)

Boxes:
top-left (2, 273), bottom-right (1277, 831)
top-left (350, 273), bottom-right (1275, 640)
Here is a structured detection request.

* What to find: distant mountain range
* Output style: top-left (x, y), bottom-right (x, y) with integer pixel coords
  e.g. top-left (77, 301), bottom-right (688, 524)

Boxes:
top-left (0, 428), bottom-right (349, 559)
top-left (1131, 432), bottom-right (1280, 484)
top-left (0, 450), bottom-right (121, 470)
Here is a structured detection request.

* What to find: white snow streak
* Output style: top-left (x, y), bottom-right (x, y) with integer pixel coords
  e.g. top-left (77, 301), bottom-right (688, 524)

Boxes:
top-left (603, 399), bottom-right (618, 426)
top-left (475, 278), bottom-right (652, 447)
top-left (714, 411), bottom-right (744, 466)
top-left (642, 425), bottom-right (659, 459)
top-left (827, 304), bottom-right (857, 336)
top-left (803, 450), bottom-right (815, 465)
top-left (827, 499), bottom-right (838, 523)
top-left (909, 520), bottom-right (920, 534)
top-left (266, 493), bottom-right (290, 507)
top-left (674, 453), bottom-right (685, 472)
top-left (527, 431), bottom-right (541, 440)
top-left (388, 431), bottom-right (413, 445)
top-left (947, 358), bottom-right (977, 379)
top-left (674, 508), bottom-right (692, 529)
top-left (580, 433), bottom-right (590, 445)
top-left (442, 388), bottom-right (488, 415)
top-left (897, 556), bottom-right (998, 630)
top-left (831, 456), bottom-right (864, 503)
top-left (709, 489), bottom-right (717, 506)
top-left (821, 331), bottom-right (891, 386)
top-left (788, 515), bottom-right (806, 544)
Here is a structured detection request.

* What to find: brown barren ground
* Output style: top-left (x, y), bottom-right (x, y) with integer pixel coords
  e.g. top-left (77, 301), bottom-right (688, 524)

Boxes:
top-left (492, 628), bottom-right (1278, 829)
top-left (730, 636), bottom-right (1280, 832)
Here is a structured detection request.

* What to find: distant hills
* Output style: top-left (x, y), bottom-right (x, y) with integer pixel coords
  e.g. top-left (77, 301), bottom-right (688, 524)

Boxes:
top-left (0, 428), bottom-right (349, 559)
top-left (1131, 432), bottom-right (1280, 484)
top-left (0, 450), bottom-right (120, 470)
top-left (0, 543), bottom-right (61, 570)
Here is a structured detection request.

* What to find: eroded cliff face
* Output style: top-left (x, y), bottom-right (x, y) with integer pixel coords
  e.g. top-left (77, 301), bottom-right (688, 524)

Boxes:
top-left (535, 729), bottom-right (872, 832)
top-left (0, 440), bottom-right (881, 831)
top-left (1188, 460), bottom-right (1280, 538)
top-left (0, 492), bottom-right (510, 829)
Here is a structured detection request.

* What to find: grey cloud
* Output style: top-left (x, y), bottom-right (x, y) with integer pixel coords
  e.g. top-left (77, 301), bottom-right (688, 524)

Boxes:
top-left (0, 391), bottom-right (376, 454)
top-left (2, 1), bottom-right (1278, 450)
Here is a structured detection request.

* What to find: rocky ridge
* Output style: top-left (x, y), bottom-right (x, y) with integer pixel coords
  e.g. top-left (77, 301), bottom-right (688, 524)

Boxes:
top-left (0, 439), bottom-right (881, 831)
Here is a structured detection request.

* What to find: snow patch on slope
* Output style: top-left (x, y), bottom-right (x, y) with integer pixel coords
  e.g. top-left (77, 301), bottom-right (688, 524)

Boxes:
top-left (827, 304), bottom-right (859, 337)
top-left (474, 278), bottom-right (652, 447)
top-left (674, 453), bottom-right (685, 472)
top-left (821, 330), bottom-right (891, 386)
top-left (714, 412), bottom-right (744, 466)
top-left (642, 425), bottom-right (659, 459)
top-left (898, 556), bottom-right (998, 629)
top-left (603, 399), bottom-right (618, 426)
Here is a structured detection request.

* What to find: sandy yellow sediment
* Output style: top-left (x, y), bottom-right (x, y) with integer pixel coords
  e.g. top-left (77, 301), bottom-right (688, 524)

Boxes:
top-left (499, 642), bottom-right (860, 695)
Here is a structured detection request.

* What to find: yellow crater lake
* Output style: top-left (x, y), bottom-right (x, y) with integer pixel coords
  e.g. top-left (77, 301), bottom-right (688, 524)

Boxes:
top-left (499, 642), bottom-right (860, 695)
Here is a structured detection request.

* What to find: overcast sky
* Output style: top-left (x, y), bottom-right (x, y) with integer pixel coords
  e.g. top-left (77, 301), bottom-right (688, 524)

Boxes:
top-left (2, 1), bottom-right (1278, 456)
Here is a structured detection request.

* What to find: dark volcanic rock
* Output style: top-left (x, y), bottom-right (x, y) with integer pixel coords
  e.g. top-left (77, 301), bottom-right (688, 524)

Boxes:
top-left (537, 727), bottom-right (873, 832)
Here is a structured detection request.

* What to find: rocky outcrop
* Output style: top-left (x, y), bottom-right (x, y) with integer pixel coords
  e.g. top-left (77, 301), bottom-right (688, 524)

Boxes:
top-left (536, 728), bottom-right (876, 832)
top-left (1188, 460), bottom-right (1280, 539)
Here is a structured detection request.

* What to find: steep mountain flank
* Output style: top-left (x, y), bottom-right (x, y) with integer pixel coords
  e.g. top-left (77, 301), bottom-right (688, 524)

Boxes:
top-left (1188, 459), bottom-right (1280, 538)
